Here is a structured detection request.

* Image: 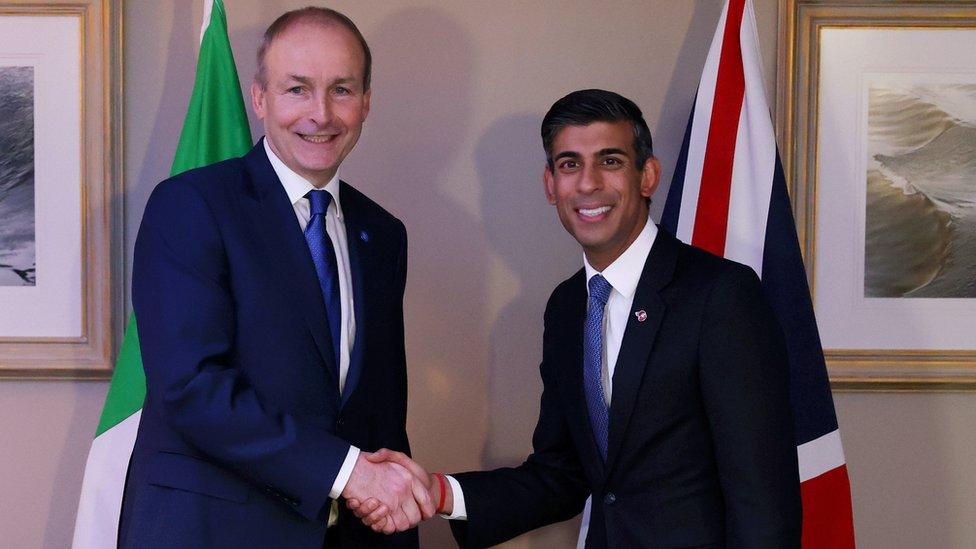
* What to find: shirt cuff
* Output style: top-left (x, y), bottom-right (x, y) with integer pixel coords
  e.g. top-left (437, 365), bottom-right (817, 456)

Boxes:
top-left (442, 475), bottom-right (467, 520)
top-left (329, 445), bottom-right (360, 500)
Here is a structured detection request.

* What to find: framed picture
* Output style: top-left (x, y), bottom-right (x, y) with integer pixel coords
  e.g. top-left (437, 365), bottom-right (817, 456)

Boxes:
top-left (0, 0), bottom-right (122, 379)
top-left (778, 0), bottom-right (976, 390)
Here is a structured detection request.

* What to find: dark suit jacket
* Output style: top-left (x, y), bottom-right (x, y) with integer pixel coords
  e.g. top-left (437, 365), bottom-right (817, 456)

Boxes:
top-left (121, 141), bottom-right (417, 548)
top-left (451, 229), bottom-right (801, 548)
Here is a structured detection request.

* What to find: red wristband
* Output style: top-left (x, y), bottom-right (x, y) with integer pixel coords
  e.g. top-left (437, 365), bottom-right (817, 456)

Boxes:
top-left (434, 473), bottom-right (448, 514)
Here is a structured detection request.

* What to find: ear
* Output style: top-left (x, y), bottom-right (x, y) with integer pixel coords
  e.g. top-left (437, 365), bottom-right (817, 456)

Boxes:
top-left (543, 166), bottom-right (557, 205)
top-left (640, 156), bottom-right (662, 200)
top-left (361, 88), bottom-right (372, 121)
top-left (251, 81), bottom-right (266, 120)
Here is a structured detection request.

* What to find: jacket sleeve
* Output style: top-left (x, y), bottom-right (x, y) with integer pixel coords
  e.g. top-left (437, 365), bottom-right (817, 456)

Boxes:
top-left (698, 264), bottom-right (803, 547)
top-left (133, 178), bottom-right (349, 522)
top-left (449, 302), bottom-right (589, 548)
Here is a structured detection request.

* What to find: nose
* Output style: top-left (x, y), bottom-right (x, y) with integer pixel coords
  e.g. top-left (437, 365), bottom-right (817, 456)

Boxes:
top-left (310, 93), bottom-right (334, 126)
top-left (577, 164), bottom-right (603, 194)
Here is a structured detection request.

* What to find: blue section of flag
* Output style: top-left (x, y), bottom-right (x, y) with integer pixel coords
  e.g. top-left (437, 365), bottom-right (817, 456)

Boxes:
top-left (661, 98), bottom-right (695, 235)
top-left (661, 115), bottom-right (839, 447)
top-left (761, 154), bottom-right (838, 445)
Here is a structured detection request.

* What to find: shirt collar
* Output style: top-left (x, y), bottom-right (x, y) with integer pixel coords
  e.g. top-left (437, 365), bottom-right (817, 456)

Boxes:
top-left (263, 136), bottom-right (343, 218)
top-left (583, 216), bottom-right (658, 299)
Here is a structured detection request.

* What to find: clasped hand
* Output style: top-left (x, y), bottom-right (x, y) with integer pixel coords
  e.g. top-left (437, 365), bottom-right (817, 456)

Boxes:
top-left (341, 449), bottom-right (438, 534)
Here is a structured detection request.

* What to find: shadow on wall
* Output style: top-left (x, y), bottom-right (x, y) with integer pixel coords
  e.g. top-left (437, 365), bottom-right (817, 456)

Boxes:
top-left (44, 385), bottom-right (107, 549)
top-left (477, 114), bottom-right (584, 547)
top-left (651, 0), bottom-right (724, 221)
top-left (339, 8), bottom-right (483, 547)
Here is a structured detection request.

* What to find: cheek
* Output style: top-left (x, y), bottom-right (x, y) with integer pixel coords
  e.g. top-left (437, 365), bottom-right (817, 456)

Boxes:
top-left (338, 101), bottom-right (368, 123)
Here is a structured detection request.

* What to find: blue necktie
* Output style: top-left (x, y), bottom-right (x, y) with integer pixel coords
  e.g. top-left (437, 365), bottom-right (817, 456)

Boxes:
top-left (304, 190), bottom-right (342, 367)
top-left (584, 274), bottom-right (612, 461)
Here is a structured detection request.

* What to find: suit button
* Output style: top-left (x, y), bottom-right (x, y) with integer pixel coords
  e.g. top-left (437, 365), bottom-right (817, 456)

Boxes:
top-left (337, 418), bottom-right (345, 428)
top-left (604, 493), bottom-right (616, 505)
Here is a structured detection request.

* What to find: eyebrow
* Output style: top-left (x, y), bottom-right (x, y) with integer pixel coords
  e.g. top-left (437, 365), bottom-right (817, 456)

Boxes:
top-left (285, 74), bottom-right (358, 87)
top-left (553, 148), bottom-right (628, 162)
top-left (286, 74), bottom-right (314, 86)
top-left (553, 151), bottom-right (580, 162)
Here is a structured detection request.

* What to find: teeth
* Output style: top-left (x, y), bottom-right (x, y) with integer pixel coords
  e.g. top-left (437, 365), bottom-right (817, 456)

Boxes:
top-left (301, 134), bottom-right (335, 143)
top-left (579, 206), bottom-right (611, 217)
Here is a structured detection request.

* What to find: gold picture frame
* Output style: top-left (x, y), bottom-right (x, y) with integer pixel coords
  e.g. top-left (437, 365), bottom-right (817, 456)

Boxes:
top-left (0, 0), bottom-right (122, 379)
top-left (777, 0), bottom-right (976, 391)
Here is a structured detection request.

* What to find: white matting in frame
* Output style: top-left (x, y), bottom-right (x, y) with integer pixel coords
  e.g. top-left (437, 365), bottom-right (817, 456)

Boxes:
top-left (816, 27), bottom-right (976, 351)
top-left (0, 15), bottom-right (82, 338)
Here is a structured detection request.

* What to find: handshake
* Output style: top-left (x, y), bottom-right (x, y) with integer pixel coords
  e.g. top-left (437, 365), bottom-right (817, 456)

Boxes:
top-left (340, 449), bottom-right (452, 534)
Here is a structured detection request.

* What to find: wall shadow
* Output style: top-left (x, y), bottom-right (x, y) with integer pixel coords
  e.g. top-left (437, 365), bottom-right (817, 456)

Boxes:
top-left (476, 114), bottom-right (582, 547)
top-left (339, 8), bottom-right (483, 547)
top-left (41, 383), bottom-right (108, 548)
top-left (651, 0), bottom-right (723, 221)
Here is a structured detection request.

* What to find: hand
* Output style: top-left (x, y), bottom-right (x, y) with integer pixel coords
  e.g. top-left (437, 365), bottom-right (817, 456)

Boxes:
top-left (342, 449), bottom-right (435, 534)
top-left (348, 450), bottom-right (454, 529)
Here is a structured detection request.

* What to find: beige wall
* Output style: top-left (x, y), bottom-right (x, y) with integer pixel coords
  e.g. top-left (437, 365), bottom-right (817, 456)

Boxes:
top-left (1, 1), bottom-right (974, 547)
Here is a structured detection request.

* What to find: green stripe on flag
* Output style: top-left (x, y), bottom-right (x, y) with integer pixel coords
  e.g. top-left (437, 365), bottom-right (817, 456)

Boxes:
top-left (76, 4), bottom-right (252, 545)
top-left (171, 0), bottom-right (252, 176)
top-left (95, 316), bottom-right (145, 436)
top-left (93, 0), bottom-right (252, 438)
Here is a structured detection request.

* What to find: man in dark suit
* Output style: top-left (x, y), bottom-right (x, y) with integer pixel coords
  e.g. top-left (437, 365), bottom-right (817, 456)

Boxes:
top-left (121, 8), bottom-right (433, 548)
top-left (355, 89), bottom-right (801, 547)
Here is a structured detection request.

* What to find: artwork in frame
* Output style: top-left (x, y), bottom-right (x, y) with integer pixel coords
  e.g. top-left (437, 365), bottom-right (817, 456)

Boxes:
top-left (778, 0), bottom-right (976, 390)
top-left (0, 0), bottom-right (122, 379)
top-left (0, 65), bottom-right (35, 287)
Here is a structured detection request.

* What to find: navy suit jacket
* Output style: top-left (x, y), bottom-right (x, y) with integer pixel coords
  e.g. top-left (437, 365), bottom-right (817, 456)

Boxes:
top-left (121, 142), bottom-right (417, 548)
top-left (450, 229), bottom-right (802, 548)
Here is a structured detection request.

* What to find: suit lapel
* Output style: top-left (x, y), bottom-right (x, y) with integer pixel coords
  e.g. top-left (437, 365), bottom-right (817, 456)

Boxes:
top-left (554, 271), bottom-right (607, 479)
top-left (339, 182), bottom-right (369, 407)
top-left (240, 141), bottom-right (340, 387)
top-left (605, 229), bottom-right (678, 472)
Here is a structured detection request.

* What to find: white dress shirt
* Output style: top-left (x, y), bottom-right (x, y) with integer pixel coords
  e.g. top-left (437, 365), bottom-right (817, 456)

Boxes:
top-left (263, 137), bottom-right (360, 505)
top-left (447, 216), bottom-right (658, 520)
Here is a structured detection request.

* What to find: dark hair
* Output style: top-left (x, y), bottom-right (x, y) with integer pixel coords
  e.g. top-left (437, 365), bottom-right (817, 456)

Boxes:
top-left (255, 7), bottom-right (372, 91)
top-left (541, 89), bottom-right (654, 170)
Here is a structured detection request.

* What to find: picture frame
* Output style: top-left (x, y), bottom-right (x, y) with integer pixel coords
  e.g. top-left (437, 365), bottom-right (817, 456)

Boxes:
top-left (777, 0), bottom-right (976, 391)
top-left (0, 0), bottom-right (122, 379)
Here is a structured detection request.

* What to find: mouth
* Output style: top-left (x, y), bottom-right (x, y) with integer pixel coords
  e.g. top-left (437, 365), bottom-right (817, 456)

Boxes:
top-left (298, 133), bottom-right (338, 144)
top-left (576, 205), bottom-right (612, 221)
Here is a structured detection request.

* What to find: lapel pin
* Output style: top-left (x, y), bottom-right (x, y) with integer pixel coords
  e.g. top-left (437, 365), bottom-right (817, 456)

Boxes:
top-left (360, 230), bottom-right (369, 243)
top-left (634, 310), bottom-right (647, 322)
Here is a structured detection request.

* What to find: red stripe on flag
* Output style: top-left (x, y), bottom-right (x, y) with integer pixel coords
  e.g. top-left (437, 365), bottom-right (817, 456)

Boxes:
top-left (691, 0), bottom-right (746, 256)
top-left (800, 464), bottom-right (856, 548)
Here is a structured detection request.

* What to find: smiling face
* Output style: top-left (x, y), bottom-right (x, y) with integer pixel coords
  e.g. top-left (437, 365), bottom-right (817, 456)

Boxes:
top-left (251, 22), bottom-right (371, 187)
top-left (544, 121), bottom-right (660, 271)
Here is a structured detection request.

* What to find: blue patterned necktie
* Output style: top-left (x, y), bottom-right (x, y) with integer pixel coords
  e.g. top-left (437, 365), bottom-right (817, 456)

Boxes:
top-left (584, 274), bottom-right (612, 461)
top-left (304, 190), bottom-right (342, 367)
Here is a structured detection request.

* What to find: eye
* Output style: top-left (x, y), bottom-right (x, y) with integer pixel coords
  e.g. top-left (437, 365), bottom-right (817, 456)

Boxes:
top-left (558, 159), bottom-right (580, 171)
top-left (602, 157), bottom-right (624, 167)
top-left (286, 86), bottom-right (304, 95)
top-left (334, 86), bottom-right (351, 96)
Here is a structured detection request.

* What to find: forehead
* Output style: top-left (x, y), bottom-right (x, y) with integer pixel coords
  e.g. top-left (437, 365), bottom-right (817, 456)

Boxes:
top-left (265, 22), bottom-right (364, 75)
top-left (551, 120), bottom-right (635, 155)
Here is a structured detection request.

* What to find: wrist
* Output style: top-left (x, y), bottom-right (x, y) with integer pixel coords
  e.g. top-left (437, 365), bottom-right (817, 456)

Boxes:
top-left (432, 473), bottom-right (453, 515)
top-left (341, 452), bottom-right (369, 499)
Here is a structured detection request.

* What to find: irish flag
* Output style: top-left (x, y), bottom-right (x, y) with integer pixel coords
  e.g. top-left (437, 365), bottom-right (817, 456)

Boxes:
top-left (71, 1), bottom-right (251, 546)
top-left (661, 0), bottom-right (856, 546)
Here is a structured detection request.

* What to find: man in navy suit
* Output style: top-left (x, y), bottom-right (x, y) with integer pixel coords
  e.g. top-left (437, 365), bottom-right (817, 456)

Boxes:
top-left (121, 8), bottom-right (433, 548)
top-left (356, 90), bottom-right (801, 547)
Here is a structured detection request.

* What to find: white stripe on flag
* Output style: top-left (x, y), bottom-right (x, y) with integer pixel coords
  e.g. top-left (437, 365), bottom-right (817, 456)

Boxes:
top-left (71, 410), bottom-right (141, 549)
top-left (722, 0), bottom-right (774, 276)
top-left (797, 429), bottom-right (846, 483)
top-left (199, 0), bottom-right (215, 43)
top-left (675, 0), bottom-right (730, 243)
top-left (576, 495), bottom-right (592, 549)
